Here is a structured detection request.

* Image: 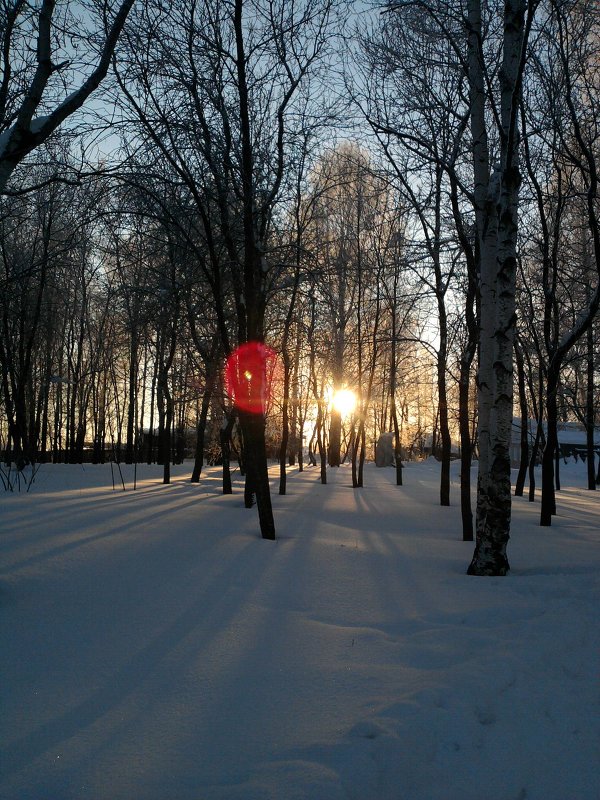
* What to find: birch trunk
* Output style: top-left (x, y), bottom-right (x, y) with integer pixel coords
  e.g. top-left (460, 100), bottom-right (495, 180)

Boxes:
top-left (468, 0), bottom-right (527, 576)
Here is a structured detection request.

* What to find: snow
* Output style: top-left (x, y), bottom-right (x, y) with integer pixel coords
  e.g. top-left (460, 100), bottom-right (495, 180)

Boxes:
top-left (28, 115), bottom-right (51, 135)
top-left (0, 126), bottom-right (12, 158)
top-left (0, 116), bottom-right (51, 158)
top-left (1, 459), bottom-right (598, 800)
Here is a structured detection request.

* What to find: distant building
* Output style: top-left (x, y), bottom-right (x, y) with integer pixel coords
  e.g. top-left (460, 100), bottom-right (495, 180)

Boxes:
top-left (510, 418), bottom-right (600, 467)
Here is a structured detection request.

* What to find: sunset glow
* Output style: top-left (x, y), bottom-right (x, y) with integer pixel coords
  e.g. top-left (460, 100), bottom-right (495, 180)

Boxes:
top-left (331, 389), bottom-right (356, 417)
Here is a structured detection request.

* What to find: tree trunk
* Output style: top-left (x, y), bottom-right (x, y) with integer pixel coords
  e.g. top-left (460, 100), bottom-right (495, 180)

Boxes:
top-left (437, 298), bottom-right (451, 506)
top-left (389, 273), bottom-right (403, 487)
top-left (514, 343), bottom-right (529, 497)
top-left (220, 410), bottom-right (235, 495)
top-left (238, 410), bottom-right (275, 539)
top-left (328, 408), bottom-right (342, 468)
top-left (147, 355), bottom-right (158, 464)
top-left (191, 379), bottom-right (213, 483)
top-left (586, 323), bottom-right (596, 490)
top-left (289, 336), bottom-right (301, 466)
top-left (244, 466), bottom-right (256, 508)
top-left (317, 408), bottom-right (327, 485)
top-left (528, 420), bottom-right (543, 502)
top-left (278, 350), bottom-right (292, 495)
top-left (468, 0), bottom-right (527, 576)
top-left (125, 327), bottom-right (138, 464)
top-left (458, 353), bottom-right (474, 541)
top-left (357, 425), bottom-right (366, 487)
top-left (540, 369), bottom-right (559, 525)
top-left (157, 373), bottom-right (172, 485)
top-left (351, 421), bottom-right (359, 487)
top-left (391, 398), bottom-right (403, 487)
top-left (437, 359), bottom-right (451, 505)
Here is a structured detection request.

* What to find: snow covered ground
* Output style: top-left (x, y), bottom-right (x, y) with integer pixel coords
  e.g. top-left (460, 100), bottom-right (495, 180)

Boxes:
top-left (1, 458), bottom-right (598, 800)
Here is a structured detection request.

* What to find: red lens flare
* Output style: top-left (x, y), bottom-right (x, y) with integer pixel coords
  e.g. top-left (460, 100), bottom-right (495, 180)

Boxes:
top-left (224, 342), bottom-right (278, 414)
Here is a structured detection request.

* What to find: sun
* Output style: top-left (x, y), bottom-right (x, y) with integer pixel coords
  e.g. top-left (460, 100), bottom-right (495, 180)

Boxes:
top-left (332, 388), bottom-right (356, 417)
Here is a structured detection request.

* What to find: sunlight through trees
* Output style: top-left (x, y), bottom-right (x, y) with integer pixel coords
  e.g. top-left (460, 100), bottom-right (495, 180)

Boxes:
top-left (1, 0), bottom-right (599, 569)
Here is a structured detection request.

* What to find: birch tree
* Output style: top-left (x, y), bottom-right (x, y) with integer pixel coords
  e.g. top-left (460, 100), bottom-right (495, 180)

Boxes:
top-left (372, 1), bottom-right (537, 573)
top-left (465, 0), bottom-right (537, 574)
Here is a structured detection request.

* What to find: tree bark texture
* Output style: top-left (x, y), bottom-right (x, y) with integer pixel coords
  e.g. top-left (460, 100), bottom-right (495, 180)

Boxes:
top-left (468, 0), bottom-right (528, 576)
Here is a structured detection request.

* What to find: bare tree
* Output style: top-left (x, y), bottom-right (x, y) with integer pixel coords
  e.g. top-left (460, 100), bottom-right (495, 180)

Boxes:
top-left (355, 3), bottom-right (472, 508)
top-left (516, 0), bottom-right (600, 523)
top-left (114, 0), bottom-right (340, 538)
top-left (464, 0), bottom-right (538, 574)
top-left (0, 0), bottom-right (135, 194)
top-left (362, 1), bottom-right (537, 572)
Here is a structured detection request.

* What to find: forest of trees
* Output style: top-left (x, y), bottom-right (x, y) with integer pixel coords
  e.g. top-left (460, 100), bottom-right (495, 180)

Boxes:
top-left (1, 0), bottom-right (599, 573)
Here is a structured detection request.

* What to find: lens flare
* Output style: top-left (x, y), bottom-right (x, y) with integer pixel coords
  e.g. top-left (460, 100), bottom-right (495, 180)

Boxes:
top-left (224, 342), bottom-right (278, 414)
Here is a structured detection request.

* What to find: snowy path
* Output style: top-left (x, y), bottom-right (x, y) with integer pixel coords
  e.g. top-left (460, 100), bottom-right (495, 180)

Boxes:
top-left (1, 461), bottom-right (599, 799)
